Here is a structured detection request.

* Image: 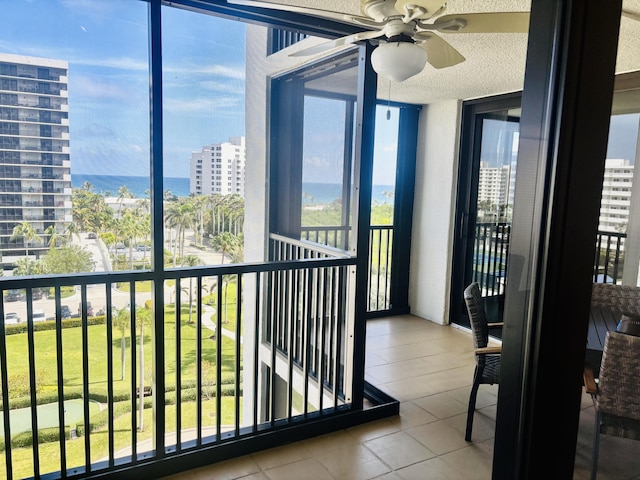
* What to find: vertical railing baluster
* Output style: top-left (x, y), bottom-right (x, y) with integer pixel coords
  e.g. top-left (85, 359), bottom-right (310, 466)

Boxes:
top-left (25, 290), bottom-right (40, 477)
top-left (287, 267), bottom-right (295, 420)
top-left (303, 267), bottom-right (312, 418)
top-left (319, 268), bottom-right (327, 413)
top-left (376, 229), bottom-right (383, 311)
top-left (235, 274), bottom-right (242, 435)
top-left (330, 267), bottom-right (340, 410)
top-left (327, 267), bottom-right (336, 408)
top-left (54, 285), bottom-right (66, 474)
top-left (216, 274), bottom-right (223, 440)
top-left (0, 292), bottom-right (13, 480)
top-left (80, 284), bottom-right (91, 472)
top-left (106, 283), bottom-right (115, 466)
top-left (367, 229), bottom-right (374, 311)
top-left (335, 267), bottom-right (346, 403)
top-left (384, 228), bottom-right (392, 309)
top-left (269, 270), bottom-right (277, 425)
top-left (129, 283), bottom-right (137, 461)
top-left (175, 278), bottom-right (182, 449)
top-left (253, 272), bottom-right (261, 431)
top-left (195, 276), bottom-right (201, 446)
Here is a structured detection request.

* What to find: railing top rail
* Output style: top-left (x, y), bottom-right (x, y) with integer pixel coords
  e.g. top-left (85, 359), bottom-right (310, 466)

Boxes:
top-left (0, 256), bottom-right (356, 289)
top-left (270, 232), bottom-right (352, 259)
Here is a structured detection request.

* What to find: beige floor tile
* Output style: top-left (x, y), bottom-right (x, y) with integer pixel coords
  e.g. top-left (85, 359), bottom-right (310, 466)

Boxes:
top-left (385, 402), bottom-right (438, 430)
top-left (438, 445), bottom-right (493, 480)
top-left (407, 420), bottom-right (470, 455)
top-left (413, 392), bottom-right (468, 420)
top-left (395, 456), bottom-right (464, 480)
top-left (302, 429), bottom-right (360, 456)
top-left (250, 442), bottom-right (312, 470)
top-left (168, 456), bottom-right (261, 480)
top-left (263, 457), bottom-right (333, 480)
top-left (367, 358), bottom-right (439, 384)
top-left (364, 431), bottom-right (436, 470)
top-left (314, 442), bottom-right (391, 480)
top-left (347, 418), bottom-right (401, 442)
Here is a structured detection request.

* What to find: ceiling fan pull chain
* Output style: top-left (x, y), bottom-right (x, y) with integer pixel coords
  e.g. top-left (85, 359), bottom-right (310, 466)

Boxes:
top-left (387, 81), bottom-right (392, 120)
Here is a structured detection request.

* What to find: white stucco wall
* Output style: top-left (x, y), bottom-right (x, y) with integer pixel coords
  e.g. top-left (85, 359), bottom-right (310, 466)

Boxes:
top-left (408, 100), bottom-right (462, 324)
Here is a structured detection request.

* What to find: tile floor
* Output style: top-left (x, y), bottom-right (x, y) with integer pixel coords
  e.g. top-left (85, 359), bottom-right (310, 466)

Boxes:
top-left (162, 314), bottom-right (640, 480)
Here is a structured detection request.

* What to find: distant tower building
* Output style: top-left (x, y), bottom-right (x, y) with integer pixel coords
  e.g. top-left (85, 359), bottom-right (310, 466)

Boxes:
top-left (190, 136), bottom-right (245, 196)
top-left (478, 162), bottom-right (512, 221)
top-left (0, 53), bottom-right (72, 261)
top-left (599, 158), bottom-right (634, 233)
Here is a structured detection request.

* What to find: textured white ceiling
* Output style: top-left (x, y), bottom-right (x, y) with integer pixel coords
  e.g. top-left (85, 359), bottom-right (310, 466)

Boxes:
top-left (251, 0), bottom-right (640, 105)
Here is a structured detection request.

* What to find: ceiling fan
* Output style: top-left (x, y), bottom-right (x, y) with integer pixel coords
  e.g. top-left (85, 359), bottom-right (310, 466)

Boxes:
top-left (228, 0), bottom-right (530, 82)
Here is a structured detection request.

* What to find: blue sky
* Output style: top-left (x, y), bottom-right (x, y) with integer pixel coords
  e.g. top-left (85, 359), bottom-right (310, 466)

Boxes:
top-left (1, 0), bottom-right (246, 178)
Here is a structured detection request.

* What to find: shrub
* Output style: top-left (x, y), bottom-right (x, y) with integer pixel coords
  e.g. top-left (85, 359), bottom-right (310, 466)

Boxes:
top-left (1, 426), bottom-right (71, 451)
top-left (3, 315), bottom-right (107, 336)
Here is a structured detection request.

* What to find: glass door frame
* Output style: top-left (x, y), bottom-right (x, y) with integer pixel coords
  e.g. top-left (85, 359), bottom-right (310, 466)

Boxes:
top-left (450, 92), bottom-right (522, 332)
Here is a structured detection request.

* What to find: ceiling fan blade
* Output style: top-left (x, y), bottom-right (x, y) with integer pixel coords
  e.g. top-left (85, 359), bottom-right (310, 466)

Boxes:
top-left (227, 0), bottom-right (369, 24)
top-left (622, 9), bottom-right (640, 22)
top-left (415, 33), bottom-right (465, 69)
top-left (432, 12), bottom-right (530, 34)
top-left (393, 0), bottom-right (448, 20)
top-left (289, 29), bottom-right (385, 57)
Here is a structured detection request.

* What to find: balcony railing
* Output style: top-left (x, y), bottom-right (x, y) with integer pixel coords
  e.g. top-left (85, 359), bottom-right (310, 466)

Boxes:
top-left (471, 223), bottom-right (628, 298)
top-left (0, 250), bottom-right (364, 479)
top-left (299, 225), bottom-right (394, 314)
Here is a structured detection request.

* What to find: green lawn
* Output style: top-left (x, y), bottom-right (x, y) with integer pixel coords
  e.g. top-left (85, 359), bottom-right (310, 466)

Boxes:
top-left (0, 303), bottom-right (244, 477)
top-left (1, 304), bottom-right (240, 402)
top-left (3, 397), bottom-right (242, 480)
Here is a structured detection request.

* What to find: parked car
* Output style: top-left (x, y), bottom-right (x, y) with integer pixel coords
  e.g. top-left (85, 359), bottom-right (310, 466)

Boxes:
top-left (60, 305), bottom-right (72, 319)
top-left (87, 232), bottom-right (97, 239)
top-left (32, 310), bottom-right (46, 322)
top-left (136, 244), bottom-right (151, 251)
top-left (4, 312), bottom-right (20, 324)
top-left (32, 288), bottom-right (44, 300)
top-left (78, 301), bottom-right (93, 316)
top-left (4, 289), bottom-right (23, 302)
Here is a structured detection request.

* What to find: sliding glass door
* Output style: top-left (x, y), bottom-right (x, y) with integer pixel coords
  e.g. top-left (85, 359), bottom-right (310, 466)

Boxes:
top-left (450, 94), bottom-right (521, 331)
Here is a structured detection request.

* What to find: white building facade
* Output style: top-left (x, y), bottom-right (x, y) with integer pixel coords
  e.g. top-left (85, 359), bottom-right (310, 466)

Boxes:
top-left (190, 136), bottom-right (245, 196)
top-left (0, 53), bottom-right (72, 261)
top-left (599, 158), bottom-right (634, 233)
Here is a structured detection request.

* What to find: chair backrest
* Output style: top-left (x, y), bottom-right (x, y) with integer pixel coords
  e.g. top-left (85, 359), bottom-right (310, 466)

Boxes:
top-left (597, 331), bottom-right (640, 421)
top-left (463, 282), bottom-right (489, 349)
top-left (591, 283), bottom-right (640, 316)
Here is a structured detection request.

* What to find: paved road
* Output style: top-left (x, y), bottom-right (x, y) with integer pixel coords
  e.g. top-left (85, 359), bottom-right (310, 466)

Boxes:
top-left (4, 231), bottom-right (228, 324)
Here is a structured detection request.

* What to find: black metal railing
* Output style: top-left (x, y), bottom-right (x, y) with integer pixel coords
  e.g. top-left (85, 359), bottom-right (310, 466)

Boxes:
top-left (368, 226), bottom-right (393, 312)
top-left (472, 222), bottom-right (511, 297)
top-left (594, 230), bottom-right (626, 284)
top-left (0, 254), bottom-right (356, 479)
top-left (299, 225), bottom-right (394, 314)
top-left (472, 223), bottom-right (628, 298)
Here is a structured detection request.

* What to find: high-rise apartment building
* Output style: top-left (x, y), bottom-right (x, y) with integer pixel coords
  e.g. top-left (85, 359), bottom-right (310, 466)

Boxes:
top-left (0, 53), bottom-right (72, 262)
top-left (599, 158), bottom-right (635, 233)
top-left (190, 136), bottom-right (245, 196)
top-left (478, 161), bottom-right (513, 221)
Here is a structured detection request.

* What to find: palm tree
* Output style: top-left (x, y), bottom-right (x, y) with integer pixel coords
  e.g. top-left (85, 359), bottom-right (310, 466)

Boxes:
top-left (135, 305), bottom-right (152, 431)
top-left (117, 185), bottom-right (134, 217)
top-left (211, 232), bottom-right (238, 265)
top-left (10, 221), bottom-right (43, 275)
top-left (113, 307), bottom-right (130, 381)
top-left (180, 255), bottom-right (203, 323)
top-left (44, 225), bottom-right (62, 248)
top-left (165, 199), bottom-right (196, 266)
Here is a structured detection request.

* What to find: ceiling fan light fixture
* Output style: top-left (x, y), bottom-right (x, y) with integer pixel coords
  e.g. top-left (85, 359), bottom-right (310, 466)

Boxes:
top-left (371, 40), bottom-right (427, 82)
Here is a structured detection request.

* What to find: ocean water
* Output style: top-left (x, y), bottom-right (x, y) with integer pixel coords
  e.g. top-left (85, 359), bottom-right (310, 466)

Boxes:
top-left (71, 175), bottom-right (395, 204)
top-left (72, 174), bottom-right (190, 198)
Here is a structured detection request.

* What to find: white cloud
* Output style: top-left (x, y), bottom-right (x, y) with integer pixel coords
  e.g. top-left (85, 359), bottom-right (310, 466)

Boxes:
top-left (164, 96), bottom-right (240, 113)
top-left (165, 63), bottom-right (245, 80)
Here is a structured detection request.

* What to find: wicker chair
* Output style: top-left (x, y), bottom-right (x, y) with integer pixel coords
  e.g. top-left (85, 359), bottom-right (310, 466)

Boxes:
top-left (588, 331), bottom-right (640, 480)
top-left (463, 282), bottom-right (502, 441)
